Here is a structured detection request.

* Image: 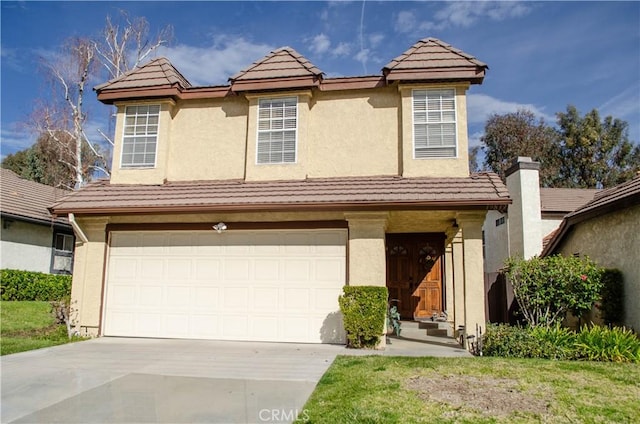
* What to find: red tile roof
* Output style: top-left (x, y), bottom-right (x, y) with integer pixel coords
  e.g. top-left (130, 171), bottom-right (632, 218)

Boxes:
top-left (94, 57), bottom-right (192, 91)
top-left (383, 38), bottom-right (487, 84)
top-left (0, 168), bottom-right (71, 226)
top-left (539, 188), bottom-right (599, 214)
top-left (95, 38), bottom-right (487, 103)
top-left (541, 175), bottom-right (640, 256)
top-left (51, 174), bottom-right (510, 216)
top-left (229, 47), bottom-right (323, 92)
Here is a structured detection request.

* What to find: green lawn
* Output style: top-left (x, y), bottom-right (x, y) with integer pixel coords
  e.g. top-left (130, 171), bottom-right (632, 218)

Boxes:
top-left (297, 355), bottom-right (640, 424)
top-left (1, 301), bottom-right (82, 355)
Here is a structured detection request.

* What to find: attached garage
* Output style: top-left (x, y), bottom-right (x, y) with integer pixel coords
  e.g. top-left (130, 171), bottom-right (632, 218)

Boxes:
top-left (103, 229), bottom-right (347, 343)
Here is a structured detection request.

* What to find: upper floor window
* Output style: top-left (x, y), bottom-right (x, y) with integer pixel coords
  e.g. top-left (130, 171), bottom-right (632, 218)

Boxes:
top-left (257, 97), bottom-right (297, 164)
top-left (412, 89), bottom-right (457, 158)
top-left (121, 105), bottom-right (160, 168)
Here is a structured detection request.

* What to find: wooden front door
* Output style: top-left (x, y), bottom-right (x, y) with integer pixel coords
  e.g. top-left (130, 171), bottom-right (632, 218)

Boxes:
top-left (386, 233), bottom-right (444, 320)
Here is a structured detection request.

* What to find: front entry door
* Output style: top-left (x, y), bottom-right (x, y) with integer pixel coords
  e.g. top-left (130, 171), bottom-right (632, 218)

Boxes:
top-left (386, 233), bottom-right (444, 320)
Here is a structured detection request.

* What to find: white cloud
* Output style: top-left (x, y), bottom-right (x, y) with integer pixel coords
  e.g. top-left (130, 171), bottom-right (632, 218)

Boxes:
top-left (467, 94), bottom-right (555, 125)
top-left (159, 37), bottom-right (274, 86)
top-left (598, 84), bottom-right (640, 122)
top-left (396, 2), bottom-right (532, 34)
top-left (369, 33), bottom-right (385, 48)
top-left (0, 126), bottom-right (36, 159)
top-left (332, 42), bottom-right (351, 57)
top-left (309, 33), bottom-right (331, 55)
top-left (394, 10), bottom-right (417, 33)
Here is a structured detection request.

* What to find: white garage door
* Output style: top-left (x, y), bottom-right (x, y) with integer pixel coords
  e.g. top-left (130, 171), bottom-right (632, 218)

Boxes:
top-left (103, 229), bottom-right (346, 343)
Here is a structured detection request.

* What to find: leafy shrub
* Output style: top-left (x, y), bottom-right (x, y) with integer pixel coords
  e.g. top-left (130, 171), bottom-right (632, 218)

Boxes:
top-left (483, 323), bottom-right (573, 359)
top-left (1, 269), bottom-right (71, 301)
top-left (338, 286), bottom-right (387, 349)
top-left (575, 325), bottom-right (639, 363)
top-left (598, 269), bottom-right (624, 326)
top-left (505, 255), bottom-right (604, 327)
top-left (484, 323), bottom-right (639, 363)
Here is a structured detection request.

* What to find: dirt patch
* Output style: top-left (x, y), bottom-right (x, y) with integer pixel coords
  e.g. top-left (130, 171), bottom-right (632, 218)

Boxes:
top-left (405, 374), bottom-right (551, 417)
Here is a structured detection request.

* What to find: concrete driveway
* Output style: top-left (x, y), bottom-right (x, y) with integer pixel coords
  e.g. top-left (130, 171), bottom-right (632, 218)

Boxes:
top-left (1, 338), bottom-right (343, 424)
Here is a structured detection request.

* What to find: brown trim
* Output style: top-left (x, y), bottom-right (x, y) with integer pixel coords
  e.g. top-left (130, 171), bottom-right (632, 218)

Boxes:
top-left (230, 77), bottom-right (320, 92)
top-left (320, 76), bottom-right (387, 91)
top-left (55, 199), bottom-right (511, 216)
top-left (97, 87), bottom-right (182, 104)
top-left (106, 220), bottom-right (348, 233)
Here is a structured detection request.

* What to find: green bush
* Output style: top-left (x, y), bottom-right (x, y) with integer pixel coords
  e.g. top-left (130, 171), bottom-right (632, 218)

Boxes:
top-left (1, 269), bottom-right (72, 301)
top-left (483, 323), bottom-right (639, 363)
top-left (338, 286), bottom-right (387, 349)
top-left (598, 269), bottom-right (624, 326)
top-left (505, 255), bottom-right (604, 327)
top-left (575, 325), bottom-right (640, 363)
top-left (483, 323), bottom-right (573, 360)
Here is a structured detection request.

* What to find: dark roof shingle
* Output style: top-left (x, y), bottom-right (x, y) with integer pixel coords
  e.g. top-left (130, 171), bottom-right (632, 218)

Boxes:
top-left (541, 175), bottom-right (640, 256)
top-left (0, 168), bottom-right (71, 226)
top-left (51, 174), bottom-right (510, 215)
top-left (540, 188), bottom-right (599, 214)
top-left (94, 57), bottom-right (191, 91)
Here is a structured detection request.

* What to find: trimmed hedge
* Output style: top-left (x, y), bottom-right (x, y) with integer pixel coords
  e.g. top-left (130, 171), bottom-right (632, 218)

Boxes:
top-left (338, 285), bottom-right (388, 349)
top-left (483, 323), bottom-right (639, 363)
top-left (1, 269), bottom-right (72, 301)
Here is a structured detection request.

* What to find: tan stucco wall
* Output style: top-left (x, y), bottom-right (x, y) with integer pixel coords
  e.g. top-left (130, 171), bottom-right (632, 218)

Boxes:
top-left (167, 98), bottom-right (248, 181)
top-left (399, 84), bottom-right (470, 178)
top-left (482, 210), bottom-right (510, 274)
top-left (555, 204), bottom-right (640, 332)
top-left (70, 217), bottom-right (108, 336)
top-left (107, 83), bottom-right (473, 185)
top-left (0, 219), bottom-right (53, 273)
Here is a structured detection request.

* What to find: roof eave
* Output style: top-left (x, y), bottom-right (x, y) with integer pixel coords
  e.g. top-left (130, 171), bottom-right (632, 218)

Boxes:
top-left (52, 198), bottom-right (511, 217)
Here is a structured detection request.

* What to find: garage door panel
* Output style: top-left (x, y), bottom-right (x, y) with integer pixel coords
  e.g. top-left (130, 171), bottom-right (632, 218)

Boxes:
top-left (104, 230), bottom-right (346, 343)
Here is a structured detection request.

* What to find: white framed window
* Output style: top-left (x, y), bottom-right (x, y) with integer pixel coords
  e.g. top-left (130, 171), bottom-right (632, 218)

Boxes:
top-left (55, 233), bottom-right (74, 252)
top-left (257, 97), bottom-right (297, 164)
top-left (121, 104), bottom-right (160, 167)
top-left (51, 232), bottom-right (74, 274)
top-left (412, 89), bottom-right (457, 158)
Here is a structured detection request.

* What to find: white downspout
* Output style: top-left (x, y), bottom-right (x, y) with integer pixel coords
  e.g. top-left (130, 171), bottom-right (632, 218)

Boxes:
top-left (68, 213), bottom-right (89, 243)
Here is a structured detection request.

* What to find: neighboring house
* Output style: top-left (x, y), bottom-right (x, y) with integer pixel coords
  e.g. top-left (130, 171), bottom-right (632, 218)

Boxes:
top-left (0, 168), bottom-right (75, 274)
top-left (541, 175), bottom-right (640, 332)
top-left (482, 157), bottom-right (597, 322)
top-left (51, 38), bottom-right (511, 345)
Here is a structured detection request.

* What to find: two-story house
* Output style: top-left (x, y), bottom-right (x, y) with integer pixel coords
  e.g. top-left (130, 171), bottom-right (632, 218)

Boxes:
top-left (51, 38), bottom-right (510, 345)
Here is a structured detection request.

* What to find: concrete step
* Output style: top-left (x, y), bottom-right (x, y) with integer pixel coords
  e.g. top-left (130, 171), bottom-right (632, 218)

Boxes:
top-left (426, 328), bottom-right (449, 337)
top-left (398, 320), bottom-right (454, 339)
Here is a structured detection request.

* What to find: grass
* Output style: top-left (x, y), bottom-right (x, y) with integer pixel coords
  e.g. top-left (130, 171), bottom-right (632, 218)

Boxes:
top-left (1, 301), bottom-right (82, 355)
top-left (297, 355), bottom-right (640, 423)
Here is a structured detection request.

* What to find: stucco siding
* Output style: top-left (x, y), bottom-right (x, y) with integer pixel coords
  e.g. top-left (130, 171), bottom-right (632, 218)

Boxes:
top-left (0, 219), bottom-right (53, 273)
top-left (482, 210), bottom-right (509, 273)
top-left (540, 217), bottom-right (563, 239)
top-left (167, 98), bottom-right (248, 181)
top-left (555, 204), bottom-right (640, 332)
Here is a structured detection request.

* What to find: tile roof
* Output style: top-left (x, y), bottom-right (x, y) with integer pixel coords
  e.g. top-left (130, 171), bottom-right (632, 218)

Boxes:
top-left (539, 188), bottom-right (599, 214)
top-left (51, 174), bottom-right (510, 215)
top-left (383, 38), bottom-right (487, 84)
top-left (94, 57), bottom-right (191, 91)
top-left (0, 168), bottom-right (71, 226)
top-left (229, 47), bottom-right (323, 92)
top-left (541, 175), bottom-right (640, 256)
top-left (230, 47), bottom-right (323, 81)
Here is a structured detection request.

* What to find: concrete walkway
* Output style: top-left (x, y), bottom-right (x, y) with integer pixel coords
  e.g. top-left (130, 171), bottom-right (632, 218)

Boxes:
top-left (1, 336), bottom-right (470, 423)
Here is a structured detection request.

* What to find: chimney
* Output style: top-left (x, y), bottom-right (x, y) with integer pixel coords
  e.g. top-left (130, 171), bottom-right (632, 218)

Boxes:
top-left (505, 157), bottom-right (542, 259)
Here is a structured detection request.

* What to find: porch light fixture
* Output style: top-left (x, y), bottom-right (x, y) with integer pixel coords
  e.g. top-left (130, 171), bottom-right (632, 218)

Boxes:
top-left (212, 222), bottom-right (227, 233)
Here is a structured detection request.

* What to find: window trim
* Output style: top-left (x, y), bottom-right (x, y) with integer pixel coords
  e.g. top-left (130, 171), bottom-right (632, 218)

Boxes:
top-left (50, 232), bottom-right (74, 275)
top-left (120, 104), bottom-right (161, 169)
top-left (411, 88), bottom-right (458, 159)
top-left (255, 96), bottom-right (299, 165)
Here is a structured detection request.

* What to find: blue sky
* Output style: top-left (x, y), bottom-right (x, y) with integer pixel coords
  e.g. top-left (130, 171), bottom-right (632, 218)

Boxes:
top-left (2, 1), bottom-right (639, 161)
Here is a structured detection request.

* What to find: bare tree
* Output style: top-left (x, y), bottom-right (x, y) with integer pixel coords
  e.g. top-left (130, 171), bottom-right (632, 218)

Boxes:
top-left (95, 11), bottom-right (173, 80)
top-left (28, 13), bottom-right (171, 189)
